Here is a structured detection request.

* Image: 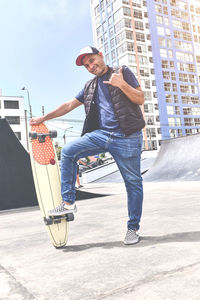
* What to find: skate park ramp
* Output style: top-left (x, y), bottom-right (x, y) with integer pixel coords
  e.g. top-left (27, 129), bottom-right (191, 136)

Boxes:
top-left (0, 118), bottom-right (38, 210)
top-left (93, 156), bottom-right (156, 183)
top-left (143, 133), bottom-right (200, 182)
top-left (0, 119), bottom-right (106, 210)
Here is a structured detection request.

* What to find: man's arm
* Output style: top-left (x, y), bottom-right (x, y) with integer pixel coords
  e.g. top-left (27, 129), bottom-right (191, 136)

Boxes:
top-left (30, 98), bottom-right (83, 125)
top-left (103, 67), bottom-right (144, 105)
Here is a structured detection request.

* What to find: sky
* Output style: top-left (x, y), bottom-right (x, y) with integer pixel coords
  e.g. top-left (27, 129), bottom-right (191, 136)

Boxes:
top-left (0, 0), bottom-right (94, 126)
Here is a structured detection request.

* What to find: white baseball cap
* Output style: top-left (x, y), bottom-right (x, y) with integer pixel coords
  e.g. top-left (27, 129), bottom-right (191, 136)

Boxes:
top-left (76, 46), bottom-right (99, 66)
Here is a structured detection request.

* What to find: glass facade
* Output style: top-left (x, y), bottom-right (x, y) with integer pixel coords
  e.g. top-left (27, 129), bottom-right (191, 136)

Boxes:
top-left (90, 0), bottom-right (200, 148)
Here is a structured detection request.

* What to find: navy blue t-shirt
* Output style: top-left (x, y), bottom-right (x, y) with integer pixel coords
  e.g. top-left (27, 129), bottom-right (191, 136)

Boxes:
top-left (75, 66), bottom-right (140, 132)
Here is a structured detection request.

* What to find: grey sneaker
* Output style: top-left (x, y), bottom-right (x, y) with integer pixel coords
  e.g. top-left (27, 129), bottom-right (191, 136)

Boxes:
top-left (48, 202), bottom-right (77, 216)
top-left (124, 229), bottom-right (139, 245)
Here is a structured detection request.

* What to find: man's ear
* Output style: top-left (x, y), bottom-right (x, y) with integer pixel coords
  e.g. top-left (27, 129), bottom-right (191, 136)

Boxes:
top-left (98, 52), bottom-right (104, 57)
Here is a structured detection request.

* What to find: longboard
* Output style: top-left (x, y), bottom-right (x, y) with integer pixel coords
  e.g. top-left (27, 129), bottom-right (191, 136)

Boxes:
top-left (29, 123), bottom-right (74, 248)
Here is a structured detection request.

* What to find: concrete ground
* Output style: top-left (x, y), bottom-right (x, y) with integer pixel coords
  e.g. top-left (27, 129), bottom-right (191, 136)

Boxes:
top-left (0, 181), bottom-right (200, 300)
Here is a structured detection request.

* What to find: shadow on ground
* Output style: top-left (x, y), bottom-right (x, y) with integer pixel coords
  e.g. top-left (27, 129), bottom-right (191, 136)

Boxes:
top-left (61, 231), bottom-right (200, 252)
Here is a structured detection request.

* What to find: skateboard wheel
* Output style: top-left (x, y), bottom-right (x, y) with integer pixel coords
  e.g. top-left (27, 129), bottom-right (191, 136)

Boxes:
top-left (66, 213), bottom-right (74, 222)
top-left (29, 132), bottom-right (38, 140)
top-left (49, 130), bottom-right (57, 138)
top-left (50, 159), bottom-right (56, 165)
top-left (44, 217), bottom-right (53, 225)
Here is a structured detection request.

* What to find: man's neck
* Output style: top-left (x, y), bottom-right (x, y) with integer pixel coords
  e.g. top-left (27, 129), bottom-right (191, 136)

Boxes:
top-left (98, 65), bottom-right (109, 77)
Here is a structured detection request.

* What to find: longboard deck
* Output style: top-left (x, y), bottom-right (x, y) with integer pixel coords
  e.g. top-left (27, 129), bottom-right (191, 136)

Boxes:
top-left (29, 123), bottom-right (69, 248)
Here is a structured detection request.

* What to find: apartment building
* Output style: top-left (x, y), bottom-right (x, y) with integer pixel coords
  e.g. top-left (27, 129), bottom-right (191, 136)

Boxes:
top-left (147, 0), bottom-right (200, 138)
top-left (0, 88), bottom-right (27, 149)
top-left (90, 0), bottom-right (200, 149)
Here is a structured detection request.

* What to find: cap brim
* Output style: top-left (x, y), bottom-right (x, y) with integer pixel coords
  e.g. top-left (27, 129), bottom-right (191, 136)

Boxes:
top-left (76, 53), bottom-right (89, 66)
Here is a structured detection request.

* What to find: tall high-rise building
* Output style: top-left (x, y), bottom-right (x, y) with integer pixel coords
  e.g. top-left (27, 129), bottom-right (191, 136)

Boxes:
top-left (90, 0), bottom-right (200, 150)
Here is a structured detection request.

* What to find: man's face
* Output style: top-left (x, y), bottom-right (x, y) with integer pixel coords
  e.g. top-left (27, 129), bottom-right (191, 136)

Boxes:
top-left (82, 53), bottom-right (108, 76)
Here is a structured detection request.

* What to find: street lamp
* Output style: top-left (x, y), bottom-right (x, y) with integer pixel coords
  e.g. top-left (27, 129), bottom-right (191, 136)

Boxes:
top-left (63, 126), bottom-right (73, 144)
top-left (21, 87), bottom-right (32, 118)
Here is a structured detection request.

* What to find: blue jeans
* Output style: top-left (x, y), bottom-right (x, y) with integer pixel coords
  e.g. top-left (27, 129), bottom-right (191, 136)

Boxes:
top-left (61, 129), bottom-right (143, 230)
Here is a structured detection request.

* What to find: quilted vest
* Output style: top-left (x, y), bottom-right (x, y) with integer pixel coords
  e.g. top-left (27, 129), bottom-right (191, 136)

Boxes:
top-left (81, 66), bottom-right (145, 136)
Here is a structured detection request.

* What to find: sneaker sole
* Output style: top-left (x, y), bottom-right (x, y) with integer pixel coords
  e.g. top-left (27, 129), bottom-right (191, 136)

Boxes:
top-left (48, 207), bottom-right (77, 217)
top-left (124, 237), bottom-right (140, 245)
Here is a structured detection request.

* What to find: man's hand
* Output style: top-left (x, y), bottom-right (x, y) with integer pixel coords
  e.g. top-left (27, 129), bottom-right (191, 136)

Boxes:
top-left (29, 116), bottom-right (45, 126)
top-left (104, 67), bottom-right (144, 105)
top-left (103, 67), bottom-right (125, 89)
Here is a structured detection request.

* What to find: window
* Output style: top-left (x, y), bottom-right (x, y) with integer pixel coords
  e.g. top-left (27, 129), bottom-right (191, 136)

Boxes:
top-left (136, 32), bottom-right (145, 42)
top-left (116, 31), bottom-right (126, 44)
top-left (97, 26), bottom-right (101, 36)
top-left (140, 67), bottom-right (149, 76)
top-left (176, 118), bottom-right (181, 126)
top-left (159, 37), bottom-right (166, 47)
top-left (135, 21), bottom-right (144, 30)
top-left (144, 80), bottom-right (151, 89)
top-left (144, 103), bottom-right (153, 113)
top-left (94, 4), bottom-right (100, 16)
top-left (146, 116), bottom-right (155, 125)
top-left (113, 8), bottom-right (123, 21)
top-left (175, 106), bottom-right (180, 115)
top-left (164, 17), bottom-right (169, 26)
top-left (146, 128), bottom-right (156, 137)
top-left (5, 116), bottom-right (20, 124)
top-left (168, 50), bottom-right (173, 58)
top-left (104, 43), bottom-right (108, 53)
top-left (109, 27), bottom-right (114, 37)
top-left (107, 5), bottom-right (111, 14)
top-left (170, 61), bottom-right (175, 69)
top-left (134, 9), bottom-right (142, 19)
top-left (164, 82), bottom-right (171, 91)
top-left (167, 39), bottom-right (172, 48)
top-left (165, 28), bottom-right (170, 36)
top-left (125, 18), bottom-right (132, 28)
top-left (4, 100), bottom-right (19, 109)
top-left (126, 30), bottom-right (133, 40)
top-left (155, 4), bottom-right (162, 13)
top-left (163, 6), bottom-right (168, 15)
top-left (111, 50), bottom-right (116, 60)
top-left (171, 72), bottom-right (176, 81)
top-left (117, 42), bottom-right (127, 55)
top-left (127, 42), bottom-right (134, 52)
top-left (184, 118), bottom-right (194, 126)
top-left (115, 19), bottom-right (125, 32)
top-left (128, 53), bottom-right (136, 63)
top-left (108, 16), bottom-right (112, 26)
top-left (162, 71), bottom-right (170, 80)
top-left (144, 91), bottom-right (152, 101)
top-left (137, 44), bottom-right (146, 53)
top-left (174, 95), bottom-right (179, 103)
top-left (167, 105), bottom-right (174, 115)
top-left (162, 60), bottom-right (168, 68)
top-left (168, 117), bottom-right (175, 126)
top-left (165, 94), bottom-right (173, 103)
top-left (110, 38), bottom-right (115, 49)
top-left (123, 7), bottom-right (131, 17)
top-left (160, 49), bottom-right (167, 57)
top-left (157, 26), bottom-right (165, 35)
top-left (156, 15), bottom-right (163, 24)
top-left (138, 55), bottom-right (148, 65)
top-left (172, 83), bottom-right (177, 92)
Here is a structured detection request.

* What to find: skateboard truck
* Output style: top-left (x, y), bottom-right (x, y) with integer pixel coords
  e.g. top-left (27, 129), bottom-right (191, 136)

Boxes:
top-left (43, 213), bottom-right (74, 225)
top-left (29, 130), bottom-right (57, 143)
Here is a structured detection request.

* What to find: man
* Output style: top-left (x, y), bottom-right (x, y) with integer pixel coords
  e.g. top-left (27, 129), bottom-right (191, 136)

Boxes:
top-left (30, 46), bottom-right (145, 245)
